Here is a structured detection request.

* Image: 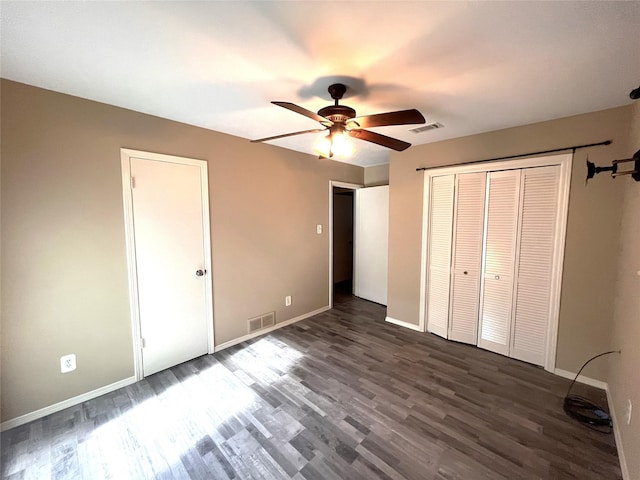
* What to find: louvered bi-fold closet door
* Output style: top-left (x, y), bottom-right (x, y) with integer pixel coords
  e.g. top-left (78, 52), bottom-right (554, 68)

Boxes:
top-left (449, 172), bottom-right (486, 344)
top-left (478, 170), bottom-right (521, 355)
top-left (510, 166), bottom-right (560, 366)
top-left (426, 175), bottom-right (455, 338)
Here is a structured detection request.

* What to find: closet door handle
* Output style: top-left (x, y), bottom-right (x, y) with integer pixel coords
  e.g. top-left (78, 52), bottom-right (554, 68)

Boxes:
top-left (495, 275), bottom-right (500, 280)
top-left (463, 271), bottom-right (468, 275)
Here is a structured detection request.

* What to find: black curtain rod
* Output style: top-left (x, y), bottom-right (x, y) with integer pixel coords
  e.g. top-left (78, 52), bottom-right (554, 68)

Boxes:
top-left (415, 140), bottom-right (612, 172)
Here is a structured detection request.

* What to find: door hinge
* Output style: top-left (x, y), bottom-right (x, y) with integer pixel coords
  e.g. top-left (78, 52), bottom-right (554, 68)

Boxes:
top-left (131, 176), bottom-right (136, 189)
top-left (141, 337), bottom-right (146, 349)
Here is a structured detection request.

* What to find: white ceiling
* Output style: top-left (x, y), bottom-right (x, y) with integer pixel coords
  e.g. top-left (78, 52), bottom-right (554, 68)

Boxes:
top-left (2, 1), bottom-right (639, 167)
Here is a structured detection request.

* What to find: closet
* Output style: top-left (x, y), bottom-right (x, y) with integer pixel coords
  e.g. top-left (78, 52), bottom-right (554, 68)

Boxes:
top-left (422, 154), bottom-right (571, 371)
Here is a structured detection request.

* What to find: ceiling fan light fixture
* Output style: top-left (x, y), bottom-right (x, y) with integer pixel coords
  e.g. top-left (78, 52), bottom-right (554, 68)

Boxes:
top-left (314, 131), bottom-right (355, 159)
top-left (331, 132), bottom-right (355, 158)
top-left (314, 134), bottom-right (333, 158)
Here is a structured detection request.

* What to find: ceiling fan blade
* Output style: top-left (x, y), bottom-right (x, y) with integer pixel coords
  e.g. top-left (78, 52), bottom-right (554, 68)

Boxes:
top-left (348, 129), bottom-right (411, 151)
top-left (250, 128), bottom-right (326, 143)
top-left (272, 101), bottom-right (333, 125)
top-left (351, 109), bottom-right (425, 128)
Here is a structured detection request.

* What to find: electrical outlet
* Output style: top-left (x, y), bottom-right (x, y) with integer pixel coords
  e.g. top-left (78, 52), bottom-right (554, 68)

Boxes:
top-left (626, 399), bottom-right (632, 425)
top-left (285, 295), bottom-right (292, 306)
top-left (60, 354), bottom-right (76, 373)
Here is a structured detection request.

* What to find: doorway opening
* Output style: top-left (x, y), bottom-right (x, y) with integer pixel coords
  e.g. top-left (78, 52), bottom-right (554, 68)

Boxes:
top-left (333, 187), bottom-right (354, 296)
top-left (329, 181), bottom-right (362, 308)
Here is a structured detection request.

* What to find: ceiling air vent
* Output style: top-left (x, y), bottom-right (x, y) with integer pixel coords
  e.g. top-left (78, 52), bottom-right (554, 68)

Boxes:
top-left (409, 122), bottom-right (444, 134)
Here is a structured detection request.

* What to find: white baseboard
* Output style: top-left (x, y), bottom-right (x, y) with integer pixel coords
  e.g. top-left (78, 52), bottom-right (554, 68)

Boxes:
top-left (605, 385), bottom-right (630, 480)
top-left (215, 305), bottom-right (331, 352)
top-left (1, 376), bottom-right (137, 432)
top-left (553, 368), bottom-right (608, 390)
top-left (1, 306), bottom-right (331, 432)
top-left (385, 316), bottom-right (423, 332)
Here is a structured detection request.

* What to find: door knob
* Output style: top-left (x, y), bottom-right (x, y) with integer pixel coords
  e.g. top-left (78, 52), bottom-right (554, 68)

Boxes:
top-left (196, 269), bottom-right (206, 277)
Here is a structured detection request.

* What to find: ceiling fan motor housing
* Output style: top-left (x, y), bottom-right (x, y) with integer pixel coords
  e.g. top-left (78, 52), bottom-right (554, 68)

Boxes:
top-left (328, 83), bottom-right (347, 100)
top-left (317, 83), bottom-right (357, 125)
top-left (317, 105), bottom-right (356, 124)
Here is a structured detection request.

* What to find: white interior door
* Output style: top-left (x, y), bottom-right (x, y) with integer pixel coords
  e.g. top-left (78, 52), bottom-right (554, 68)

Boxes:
top-left (478, 169), bottom-right (521, 355)
top-left (426, 175), bottom-right (454, 338)
top-left (354, 185), bottom-right (389, 305)
top-left (128, 154), bottom-right (212, 377)
top-left (449, 172), bottom-right (486, 344)
top-left (510, 166), bottom-right (560, 366)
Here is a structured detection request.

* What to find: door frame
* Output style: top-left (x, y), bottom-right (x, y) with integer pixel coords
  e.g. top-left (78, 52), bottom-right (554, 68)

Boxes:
top-left (420, 153), bottom-right (572, 373)
top-left (121, 148), bottom-right (214, 381)
top-left (328, 181), bottom-right (363, 308)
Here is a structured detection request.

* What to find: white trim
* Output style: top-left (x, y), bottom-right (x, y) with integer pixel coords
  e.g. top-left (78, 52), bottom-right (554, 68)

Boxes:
top-left (447, 174), bottom-right (460, 339)
top-left (553, 368), bottom-right (608, 390)
top-left (385, 316), bottom-right (423, 332)
top-left (331, 181), bottom-right (365, 189)
top-left (420, 153), bottom-right (572, 372)
top-left (0, 302), bottom-right (327, 431)
top-left (476, 172), bottom-right (491, 347)
top-left (199, 160), bottom-right (215, 356)
top-left (215, 306), bottom-right (331, 351)
top-left (364, 161), bottom-right (391, 168)
top-left (419, 153), bottom-right (574, 176)
top-left (121, 152), bottom-right (143, 380)
top-left (418, 174), bottom-right (430, 332)
top-left (328, 181), bottom-right (363, 308)
top-left (544, 155), bottom-right (572, 372)
top-left (1, 376), bottom-right (137, 432)
top-left (120, 148), bottom-right (214, 381)
top-left (605, 385), bottom-right (630, 480)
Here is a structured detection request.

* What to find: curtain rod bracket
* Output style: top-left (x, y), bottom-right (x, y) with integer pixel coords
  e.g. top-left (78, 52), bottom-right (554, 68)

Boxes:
top-left (586, 149), bottom-right (640, 183)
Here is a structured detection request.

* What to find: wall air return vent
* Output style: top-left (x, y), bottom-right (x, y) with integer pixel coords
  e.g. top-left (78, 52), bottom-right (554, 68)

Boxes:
top-left (248, 311), bottom-right (276, 333)
top-left (261, 312), bottom-right (275, 328)
top-left (409, 122), bottom-right (444, 134)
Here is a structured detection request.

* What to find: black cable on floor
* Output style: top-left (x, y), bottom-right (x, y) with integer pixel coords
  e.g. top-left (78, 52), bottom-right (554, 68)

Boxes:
top-left (563, 350), bottom-right (620, 433)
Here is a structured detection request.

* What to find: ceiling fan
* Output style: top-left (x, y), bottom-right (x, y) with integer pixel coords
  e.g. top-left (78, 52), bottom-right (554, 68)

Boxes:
top-left (251, 83), bottom-right (426, 158)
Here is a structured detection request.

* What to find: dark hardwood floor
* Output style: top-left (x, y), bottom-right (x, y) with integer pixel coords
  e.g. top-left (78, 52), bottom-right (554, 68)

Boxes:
top-left (1, 293), bottom-right (621, 479)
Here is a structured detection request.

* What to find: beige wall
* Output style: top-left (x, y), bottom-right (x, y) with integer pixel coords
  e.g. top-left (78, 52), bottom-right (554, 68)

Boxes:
top-left (387, 106), bottom-right (631, 380)
top-left (2, 78), bottom-right (637, 478)
top-left (0, 80), bottom-right (363, 422)
top-left (364, 163), bottom-right (389, 186)
top-left (608, 99), bottom-right (640, 479)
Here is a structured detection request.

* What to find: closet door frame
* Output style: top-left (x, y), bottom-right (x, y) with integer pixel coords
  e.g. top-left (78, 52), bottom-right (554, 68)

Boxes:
top-left (419, 153), bottom-right (572, 373)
